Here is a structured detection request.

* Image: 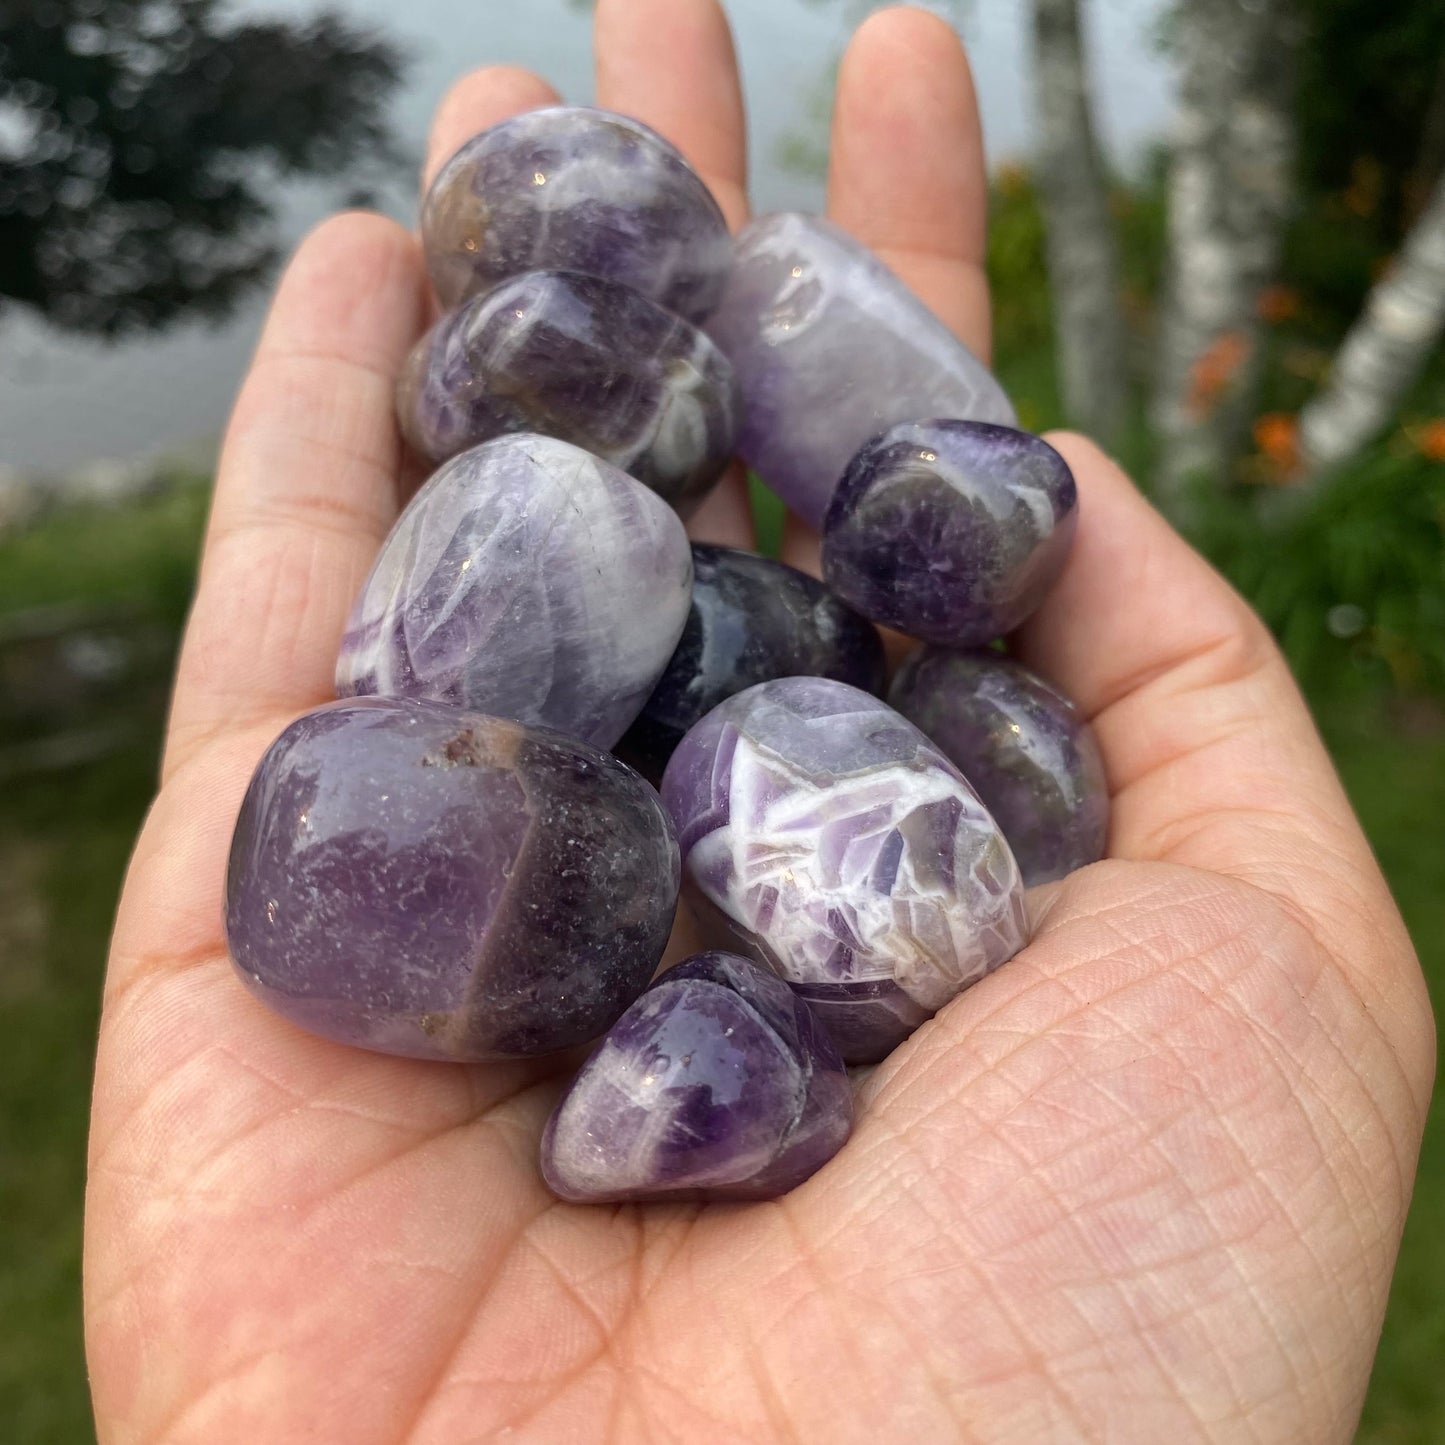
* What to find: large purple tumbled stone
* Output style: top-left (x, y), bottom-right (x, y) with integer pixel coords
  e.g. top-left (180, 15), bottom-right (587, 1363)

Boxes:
top-left (422, 106), bottom-right (732, 323)
top-left (541, 951), bottom-right (852, 1202)
top-left (889, 648), bottom-right (1109, 886)
top-left (616, 543), bottom-right (885, 782)
top-left (225, 698), bottom-right (680, 1062)
top-left (707, 213), bottom-right (1016, 528)
top-left (336, 434), bottom-right (692, 750)
top-left (821, 421), bottom-right (1077, 648)
top-left (397, 271), bottom-right (739, 515)
top-left (661, 677), bottom-right (1028, 1063)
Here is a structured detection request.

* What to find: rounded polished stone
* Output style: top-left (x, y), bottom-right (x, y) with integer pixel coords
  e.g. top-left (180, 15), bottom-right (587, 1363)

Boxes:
top-left (889, 648), bottom-right (1109, 886)
top-left (541, 952), bottom-right (852, 1202)
top-left (336, 434), bottom-right (693, 750)
top-left (821, 421), bottom-right (1077, 648)
top-left (397, 271), bottom-right (739, 515)
top-left (225, 698), bottom-right (680, 1062)
top-left (422, 106), bottom-right (732, 322)
top-left (616, 543), bottom-right (886, 781)
top-left (661, 677), bottom-right (1028, 1063)
top-left (707, 213), bottom-right (1017, 528)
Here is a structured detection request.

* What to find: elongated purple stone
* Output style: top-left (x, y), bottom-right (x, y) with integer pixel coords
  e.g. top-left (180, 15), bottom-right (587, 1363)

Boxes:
top-left (423, 106), bottom-right (732, 323)
top-left (397, 271), bottom-right (739, 515)
top-left (822, 421), bottom-right (1077, 647)
top-left (707, 213), bottom-right (1016, 528)
top-left (889, 648), bottom-right (1108, 886)
top-left (616, 543), bottom-right (885, 781)
top-left (541, 952), bottom-right (852, 1202)
top-left (336, 435), bottom-right (693, 750)
top-left (224, 698), bottom-right (680, 1062)
top-left (661, 677), bottom-right (1028, 1063)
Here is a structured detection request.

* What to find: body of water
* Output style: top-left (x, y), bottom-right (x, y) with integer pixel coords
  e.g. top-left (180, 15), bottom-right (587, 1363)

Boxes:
top-left (0, 0), bottom-right (1173, 477)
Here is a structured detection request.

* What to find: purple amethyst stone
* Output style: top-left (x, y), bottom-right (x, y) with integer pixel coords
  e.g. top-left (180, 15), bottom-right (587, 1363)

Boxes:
top-left (397, 271), bottom-right (738, 515)
top-left (707, 213), bottom-right (1016, 528)
top-left (422, 107), bottom-right (732, 323)
top-left (616, 543), bottom-right (885, 782)
top-left (336, 434), bottom-right (692, 750)
top-left (225, 698), bottom-right (680, 1061)
top-left (661, 677), bottom-right (1028, 1063)
top-left (541, 952), bottom-right (852, 1202)
top-left (889, 648), bottom-right (1109, 886)
top-left (821, 421), bottom-right (1078, 648)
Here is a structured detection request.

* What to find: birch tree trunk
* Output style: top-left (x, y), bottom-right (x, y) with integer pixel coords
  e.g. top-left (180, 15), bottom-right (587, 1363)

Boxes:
top-left (1031, 0), bottom-right (1128, 446)
top-left (1298, 172), bottom-right (1445, 476)
top-left (1152, 0), bottom-right (1299, 507)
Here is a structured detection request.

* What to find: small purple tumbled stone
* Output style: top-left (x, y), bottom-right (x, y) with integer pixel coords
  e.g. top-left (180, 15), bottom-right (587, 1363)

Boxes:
top-left (336, 434), bottom-right (692, 750)
top-left (707, 213), bottom-right (1016, 528)
top-left (821, 421), bottom-right (1077, 648)
top-left (541, 952), bottom-right (852, 1202)
top-left (889, 648), bottom-right (1109, 886)
top-left (225, 698), bottom-right (680, 1062)
top-left (661, 677), bottom-right (1028, 1063)
top-left (422, 106), bottom-right (732, 323)
top-left (397, 271), bottom-right (738, 515)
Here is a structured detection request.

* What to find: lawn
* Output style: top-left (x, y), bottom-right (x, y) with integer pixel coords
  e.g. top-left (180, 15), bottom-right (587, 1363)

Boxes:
top-left (0, 485), bottom-right (1440, 1441)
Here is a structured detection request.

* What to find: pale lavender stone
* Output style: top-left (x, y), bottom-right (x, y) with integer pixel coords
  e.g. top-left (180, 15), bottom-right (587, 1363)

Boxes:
top-left (224, 697), bottom-right (680, 1062)
top-left (889, 648), bottom-right (1108, 886)
top-left (541, 952), bottom-right (852, 1202)
top-left (397, 271), bottom-right (738, 515)
top-left (336, 435), bottom-right (692, 750)
top-left (422, 106), bottom-right (732, 323)
top-left (822, 421), bottom-right (1077, 647)
top-left (661, 677), bottom-right (1028, 1063)
top-left (707, 213), bottom-right (1017, 528)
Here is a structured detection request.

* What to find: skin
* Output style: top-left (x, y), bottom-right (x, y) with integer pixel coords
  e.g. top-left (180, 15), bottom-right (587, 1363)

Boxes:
top-left (83, 3), bottom-right (1434, 1442)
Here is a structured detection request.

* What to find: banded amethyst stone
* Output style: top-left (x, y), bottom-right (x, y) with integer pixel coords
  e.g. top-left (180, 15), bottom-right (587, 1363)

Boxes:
top-left (397, 271), bottom-right (738, 515)
top-left (707, 213), bottom-right (1016, 528)
top-left (336, 435), bottom-right (692, 749)
top-left (617, 544), bottom-right (885, 781)
top-left (224, 698), bottom-right (680, 1062)
top-left (822, 421), bottom-right (1077, 648)
top-left (890, 649), bottom-right (1108, 886)
top-left (423, 107), bottom-right (732, 323)
top-left (541, 952), bottom-right (851, 1202)
top-left (661, 677), bottom-right (1028, 1063)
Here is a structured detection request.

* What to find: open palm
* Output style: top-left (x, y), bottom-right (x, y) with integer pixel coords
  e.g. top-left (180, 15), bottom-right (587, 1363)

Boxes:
top-left (85, 3), bottom-right (1433, 1441)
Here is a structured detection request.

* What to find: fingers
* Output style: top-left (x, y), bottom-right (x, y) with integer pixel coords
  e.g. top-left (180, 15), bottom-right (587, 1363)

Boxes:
top-left (1012, 433), bottom-right (1414, 979)
top-left (594, 0), bottom-right (749, 232)
top-left (423, 65), bottom-right (561, 194)
top-left (784, 6), bottom-right (991, 574)
top-left (163, 212), bottom-right (427, 782)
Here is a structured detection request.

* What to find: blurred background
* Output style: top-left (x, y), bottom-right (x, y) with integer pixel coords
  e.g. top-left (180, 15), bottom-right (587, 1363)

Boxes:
top-left (0, 0), bottom-right (1440, 1438)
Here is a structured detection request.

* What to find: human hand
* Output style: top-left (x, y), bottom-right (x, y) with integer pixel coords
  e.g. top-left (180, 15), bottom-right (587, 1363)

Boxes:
top-left (84, 2), bottom-right (1434, 1440)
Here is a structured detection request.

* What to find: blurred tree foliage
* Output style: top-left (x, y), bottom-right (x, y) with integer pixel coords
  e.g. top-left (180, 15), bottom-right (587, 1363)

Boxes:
top-left (0, 0), bottom-right (404, 335)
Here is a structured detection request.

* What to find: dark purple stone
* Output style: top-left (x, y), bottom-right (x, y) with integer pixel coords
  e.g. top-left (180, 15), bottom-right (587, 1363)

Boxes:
top-left (616, 544), bottom-right (886, 782)
top-left (889, 648), bottom-right (1109, 886)
top-left (661, 677), bottom-right (1028, 1064)
top-left (821, 421), bottom-right (1077, 647)
top-left (397, 271), bottom-right (738, 515)
top-left (422, 106), bottom-right (732, 323)
top-left (541, 952), bottom-right (852, 1202)
top-left (224, 698), bottom-right (680, 1062)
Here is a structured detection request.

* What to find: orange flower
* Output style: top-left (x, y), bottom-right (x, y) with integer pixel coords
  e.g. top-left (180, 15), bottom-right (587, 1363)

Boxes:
top-left (1253, 412), bottom-right (1301, 480)
top-left (1416, 420), bottom-right (1445, 462)
top-left (1186, 331), bottom-right (1252, 419)
top-left (1256, 285), bottom-right (1303, 323)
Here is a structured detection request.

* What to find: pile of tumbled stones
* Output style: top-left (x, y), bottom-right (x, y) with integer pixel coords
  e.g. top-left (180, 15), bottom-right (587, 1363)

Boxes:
top-left (224, 107), bottom-right (1108, 1205)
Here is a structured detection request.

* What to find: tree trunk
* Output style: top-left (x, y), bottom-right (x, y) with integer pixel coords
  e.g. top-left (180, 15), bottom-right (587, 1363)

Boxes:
top-left (1152, 0), bottom-right (1299, 509)
top-left (1030, 0), bottom-right (1129, 447)
top-left (1297, 172), bottom-right (1445, 476)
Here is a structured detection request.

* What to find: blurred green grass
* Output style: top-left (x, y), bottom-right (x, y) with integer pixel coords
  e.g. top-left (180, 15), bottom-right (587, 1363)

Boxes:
top-left (0, 474), bottom-right (1441, 1441)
